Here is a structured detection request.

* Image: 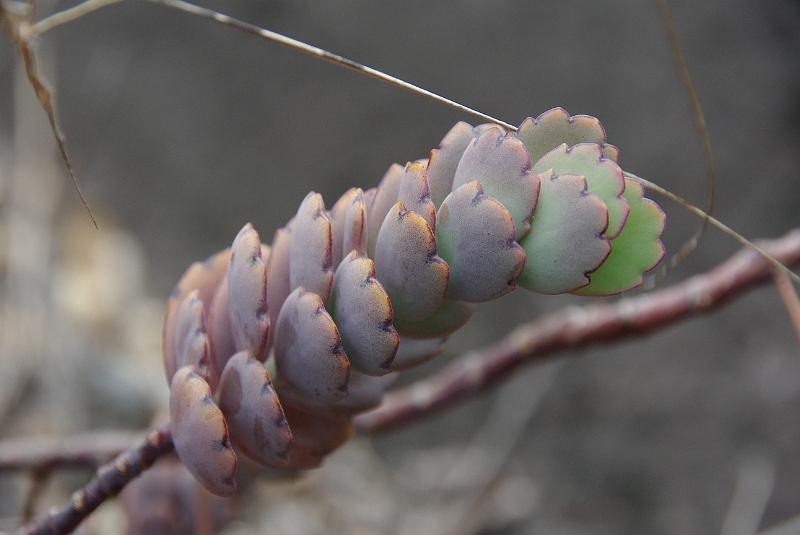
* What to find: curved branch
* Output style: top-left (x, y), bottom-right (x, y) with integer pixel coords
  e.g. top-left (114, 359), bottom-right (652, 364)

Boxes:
top-left (14, 423), bottom-right (173, 535)
top-left (353, 228), bottom-right (800, 433)
top-left (9, 229), bottom-right (800, 534)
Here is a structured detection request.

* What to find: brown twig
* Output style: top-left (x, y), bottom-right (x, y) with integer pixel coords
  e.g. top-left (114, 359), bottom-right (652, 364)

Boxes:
top-left (354, 228), bottom-right (800, 433)
top-left (13, 423), bottom-right (173, 535)
top-left (773, 270), bottom-right (800, 344)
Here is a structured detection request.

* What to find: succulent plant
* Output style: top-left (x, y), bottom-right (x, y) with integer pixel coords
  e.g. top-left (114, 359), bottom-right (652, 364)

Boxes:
top-left (162, 108), bottom-right (666, 496)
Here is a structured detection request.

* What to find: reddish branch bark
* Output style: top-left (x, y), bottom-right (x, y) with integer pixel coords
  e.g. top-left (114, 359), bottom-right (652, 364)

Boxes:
top-left (353, 228), bottom-right (800, 433)
top-left (13, 423), bottom-right (173, 535)
top-left (7, 228), bottom-right (800, 535)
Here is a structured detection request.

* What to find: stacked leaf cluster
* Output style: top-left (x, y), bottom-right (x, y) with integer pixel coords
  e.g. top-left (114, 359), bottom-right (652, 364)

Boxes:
top-left (162, 108), bottom-right (666, 495)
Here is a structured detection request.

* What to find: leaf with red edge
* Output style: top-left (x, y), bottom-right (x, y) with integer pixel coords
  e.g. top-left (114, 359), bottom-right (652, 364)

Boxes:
top-left (367, 164), bottom-right (404, 257)
top-left (273, 288), bottom-right (349, 406)
top-left (163, 249), bottom-right (229, 384)
top-left (217, 351), bottom-right (292, 468)
top-left (342, 189), bottom-right (367, 260)
top-left (436, 180), bottom-right (526, 302)
top-left (374, 201), bottom-right (449, 321)
top-left (452, 127), bottom-right (540, 240)
top-left (290, 192), bottom-right (334, 303)
top-left (228, 224), bottom-right (269, 360)
top-left (397, 161), bottom-right (436, 231)
top-left (170, 365), bottom-right (236, 496)
top-left (328, 252), bottom-right (398, 376)
top-left (517, 171), bottom-right (611, 294)
top-left (515, 107), bottom-right (618, 164)
top-left (532, 143), bottom-right (629, 239)
top-left (572, 177), bottom-right (666, 296)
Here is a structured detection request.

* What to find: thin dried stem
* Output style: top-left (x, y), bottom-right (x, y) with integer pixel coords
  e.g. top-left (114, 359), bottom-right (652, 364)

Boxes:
top-left (28, 0), bottom-right (125, 36)
top-left (628, 172), bottom-right (800, 287)
top-left (354, 228), bottom-right (800, 433)
top-left (773, 271), bottom-right (800, 344)
top-left (649, 0), bottom-right (715, 284)
top-left (13, 423), bottom-right (173, 535)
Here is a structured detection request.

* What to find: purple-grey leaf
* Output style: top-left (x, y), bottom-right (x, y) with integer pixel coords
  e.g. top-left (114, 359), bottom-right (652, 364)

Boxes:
top-left (517, 171), bottom-right (611, 294)
top-left (207, 275), bottom-right (236, 392)
top-left (164, 249), bottom-right (229, 384)
top-left (328, 252), bottom-right (398, 376)
top-left (426, 121), bottom-right (497, 208)
top-left (228, 224), bottom-right (269, 360)
top-left (367, 164), bottom-right (404, 257)
top-left (342, 189), bottom-right (367, 260)
top-left (174, 290), bottom-right (210, 378)
top-left (374, 201), bottom-right (449, 321)
top-left (290, 192), bottom-right (334, 303)
top-left (279, 403), bottom-right (353, 470)
top-left (217, 351), bottom-right (292, 468)
top-left (436, 181), bottom-right (526, 302)
top-left (452, 127), bottom-right (539, 240)
top-left (273, 288), bottom-right (349, 406)
top-left (170, 365), bottom-right (236, 496)
top-left (397, 161), bottom-right (436, 231)
top-left (329, 187), bottom-right (361, 271)
top-left (266, 226), bottom-right (292, 353)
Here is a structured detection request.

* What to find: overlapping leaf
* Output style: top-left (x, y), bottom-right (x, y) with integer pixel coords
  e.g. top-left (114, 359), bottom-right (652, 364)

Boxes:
top-left (374, 201), bottom-right (449, 321)
top-left (328, 252), bottom-right (398, 376)
top-left (572, 177), bottom-right (666, 296)
top-left (290, 193), bottom-right (334, 303)
top-left (170, 366), bottom-right (236, 496)
top-left (517, 171), bottom-right (611, 294)
top-left (436, 180), bottom-right (526, 302)
top-left (217, 351), bottom-right (292, 468)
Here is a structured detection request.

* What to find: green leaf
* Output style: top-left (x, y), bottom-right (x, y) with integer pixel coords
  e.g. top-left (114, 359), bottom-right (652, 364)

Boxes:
top-left (517, 171), bottom-right (611, 294)
top-left (572, 177), bottom-right (666, 296)
top-left (532, 143), bottom-right (629, 239)
top-left (515, 107), bottom-right (617, 164)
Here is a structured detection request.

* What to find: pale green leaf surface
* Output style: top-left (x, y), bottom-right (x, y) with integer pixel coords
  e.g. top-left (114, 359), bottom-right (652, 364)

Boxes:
top-left (572, 177), bottom-right (666, 296)
top-left (517, 172), bottom-right (611, 294)
top-left (532, 143), bottom-right (629, 238)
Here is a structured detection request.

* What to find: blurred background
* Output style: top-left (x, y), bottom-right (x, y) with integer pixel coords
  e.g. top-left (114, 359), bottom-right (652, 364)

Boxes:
top-left (0, 0), bottom-right (799, 533)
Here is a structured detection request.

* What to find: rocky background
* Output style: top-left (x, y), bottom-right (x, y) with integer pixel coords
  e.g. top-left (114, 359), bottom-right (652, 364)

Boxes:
top-left (0, 0), bottom-right (799, 534)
